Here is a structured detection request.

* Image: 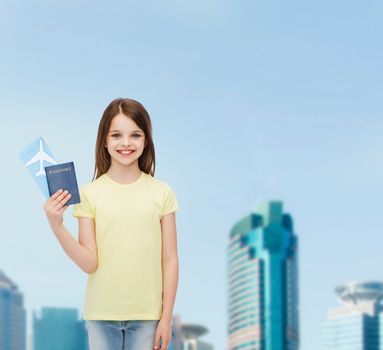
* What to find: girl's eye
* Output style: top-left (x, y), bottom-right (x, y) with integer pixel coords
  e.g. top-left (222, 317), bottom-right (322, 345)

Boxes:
top-left (110, 133), bottom-right (141, 138)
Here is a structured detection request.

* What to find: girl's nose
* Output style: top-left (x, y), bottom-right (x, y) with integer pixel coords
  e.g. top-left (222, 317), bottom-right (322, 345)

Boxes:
top-left (121, 137), bottom-right (131, 147)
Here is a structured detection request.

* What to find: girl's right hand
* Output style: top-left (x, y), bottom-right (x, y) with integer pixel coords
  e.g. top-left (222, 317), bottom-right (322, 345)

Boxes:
top-left (44, 189), bottom-right (72, 229)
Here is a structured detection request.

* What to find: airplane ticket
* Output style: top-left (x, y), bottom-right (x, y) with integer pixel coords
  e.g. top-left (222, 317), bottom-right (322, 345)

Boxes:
top-left (19, 137), bottom-right (58, 198)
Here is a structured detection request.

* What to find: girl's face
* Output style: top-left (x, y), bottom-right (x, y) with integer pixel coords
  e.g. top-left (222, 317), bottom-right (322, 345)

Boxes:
top-left (105, 113), bottom-right (146, 168)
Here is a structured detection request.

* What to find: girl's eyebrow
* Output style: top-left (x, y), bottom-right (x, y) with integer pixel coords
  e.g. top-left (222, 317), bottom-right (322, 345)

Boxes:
top-left (109, 129), bottom-right (143, 133)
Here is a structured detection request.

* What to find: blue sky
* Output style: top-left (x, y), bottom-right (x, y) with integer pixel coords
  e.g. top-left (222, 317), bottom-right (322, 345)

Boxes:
top-left (1, 1), bottom-right (383, 349)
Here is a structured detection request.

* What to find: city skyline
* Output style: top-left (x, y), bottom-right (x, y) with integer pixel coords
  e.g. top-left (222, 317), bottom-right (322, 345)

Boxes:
top-left (0, 273), bottom-right (214, 350)
top-left (1, 1), bottom-right (383, 349)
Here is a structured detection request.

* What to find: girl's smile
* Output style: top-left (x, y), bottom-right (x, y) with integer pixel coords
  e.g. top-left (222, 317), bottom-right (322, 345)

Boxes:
top-left (117, 149), bottom-right (135, 156)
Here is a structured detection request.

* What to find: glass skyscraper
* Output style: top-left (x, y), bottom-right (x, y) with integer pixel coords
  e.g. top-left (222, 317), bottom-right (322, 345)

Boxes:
top-left (33, 307), bottom-right (88, 350)
top-left (227, 201), bottom-right (299, 350)
top-left (0, 270), bottom-right (26, 350)
top-left (323, 281), bottom-right (383, 350)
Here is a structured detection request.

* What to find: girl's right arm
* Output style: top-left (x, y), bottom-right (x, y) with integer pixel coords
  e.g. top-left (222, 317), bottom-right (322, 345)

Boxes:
top-left (43, 189), bottom-right (98, 274)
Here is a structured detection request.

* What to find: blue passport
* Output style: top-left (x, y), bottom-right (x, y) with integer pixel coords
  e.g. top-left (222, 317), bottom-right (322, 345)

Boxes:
top-left (45, 162), bottom-right (81, 205)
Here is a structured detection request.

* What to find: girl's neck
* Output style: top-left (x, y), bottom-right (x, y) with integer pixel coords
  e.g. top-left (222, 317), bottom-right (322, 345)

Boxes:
top-left (106, 163), bottom-right (142, 185)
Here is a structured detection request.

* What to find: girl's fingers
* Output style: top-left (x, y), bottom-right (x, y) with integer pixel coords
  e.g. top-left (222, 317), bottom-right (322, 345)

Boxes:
top-left (57, 193), bottom-right (72, 207)
top-left (46, 189), bottom-right (64, 206)
top-left (45, 189), bottom-right (62, 206)
top-left (47, 192), bottom-right (71, 212)
top-left (52, 189), bottom-right (64, 200)
top-left (52, 191), bottom-right (70, 206)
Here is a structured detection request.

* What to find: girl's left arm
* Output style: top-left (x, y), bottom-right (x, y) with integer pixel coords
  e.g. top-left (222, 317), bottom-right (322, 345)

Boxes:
top-left (154, 212), bottom-right (179, 350)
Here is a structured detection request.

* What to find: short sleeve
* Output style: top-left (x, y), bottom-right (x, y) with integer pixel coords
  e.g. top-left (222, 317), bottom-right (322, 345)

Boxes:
top-left (72, 186), bottom-right (95, 219)
top-left (161, 184), bottom-right (179, 217)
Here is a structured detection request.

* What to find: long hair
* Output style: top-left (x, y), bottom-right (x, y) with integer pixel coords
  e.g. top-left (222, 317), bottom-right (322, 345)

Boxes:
top-left (92, 98), bottom-right (156, 181)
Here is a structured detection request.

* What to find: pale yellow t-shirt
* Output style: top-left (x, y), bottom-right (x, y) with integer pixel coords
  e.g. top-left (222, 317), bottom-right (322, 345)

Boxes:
top-left (72, 170), bottom-right (179, 320)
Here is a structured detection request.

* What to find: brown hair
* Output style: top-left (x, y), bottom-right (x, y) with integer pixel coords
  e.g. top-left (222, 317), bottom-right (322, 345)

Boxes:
top-left (92, 98), bottom-right (156, 181)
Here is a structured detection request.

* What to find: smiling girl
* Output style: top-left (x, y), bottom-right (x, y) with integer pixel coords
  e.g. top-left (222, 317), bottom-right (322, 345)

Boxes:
top-left (44, 98), bottom-right (179, 350)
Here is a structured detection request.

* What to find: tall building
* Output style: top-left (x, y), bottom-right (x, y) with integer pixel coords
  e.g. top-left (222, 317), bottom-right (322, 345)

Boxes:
top-left (33, 307), bottom-right (88, 350)
top-left (323, 281), bottom-right (383, 350)
top-left (170, 314), bottom-right (214, 350)
top-left (227, 201), bottom-right (299, 350)
top-left (0, 270), bottom-right (26, 350)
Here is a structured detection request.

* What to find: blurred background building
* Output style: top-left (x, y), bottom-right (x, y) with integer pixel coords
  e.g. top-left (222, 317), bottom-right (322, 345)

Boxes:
top-left (32, 307), bottom-right (87, 350)
top-left (170, 314), bottom-right (214, 350)
top-left (323, 281), bottom-right (383, 350)
top-left (227, 201), bottom-right (299, 350)
top-left (0, 269), bottom-right (26, 350)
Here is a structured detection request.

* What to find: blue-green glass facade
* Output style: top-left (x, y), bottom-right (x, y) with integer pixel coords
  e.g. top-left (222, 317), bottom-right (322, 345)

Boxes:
top-left (33, 307), bottom-right (88, 350)
top-left (323, 281), bottom-right (383, 350)
top-left (379, 314), bottom-right (383, 349)
top-left (0, 270), bottom-right (26, 350)
top-left (323, 312), bottom-right (383, 350)
top-left (227, 201), bottom-right (299, 350)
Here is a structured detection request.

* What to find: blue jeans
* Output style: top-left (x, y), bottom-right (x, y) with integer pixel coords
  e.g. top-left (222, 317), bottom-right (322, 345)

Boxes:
top-left (86, 320), bottom-right (160, 350)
